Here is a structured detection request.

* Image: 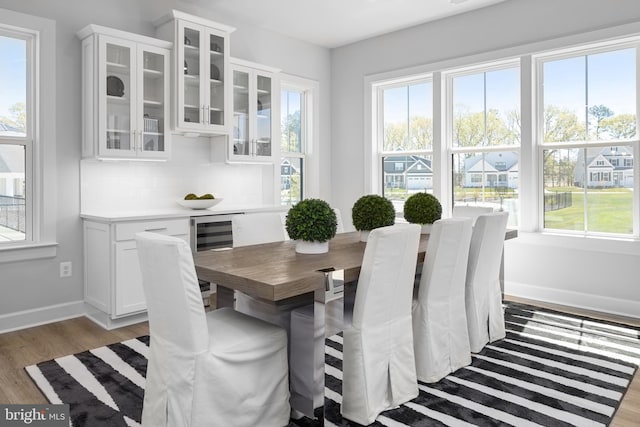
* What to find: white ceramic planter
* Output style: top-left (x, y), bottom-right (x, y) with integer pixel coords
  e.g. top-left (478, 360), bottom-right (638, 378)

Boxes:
top-left (360, 231), bottom-right (370, 242)
top-left (295, 240), bottom-right (329, 254)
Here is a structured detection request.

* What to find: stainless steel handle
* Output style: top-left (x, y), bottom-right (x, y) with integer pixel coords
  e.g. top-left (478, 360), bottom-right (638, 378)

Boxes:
top-left (205, 105), bottom-right (210, 125)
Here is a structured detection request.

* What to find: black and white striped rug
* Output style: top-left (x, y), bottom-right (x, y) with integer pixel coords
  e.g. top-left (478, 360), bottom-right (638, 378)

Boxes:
top-left (25, 302), bottom-right (639, 426)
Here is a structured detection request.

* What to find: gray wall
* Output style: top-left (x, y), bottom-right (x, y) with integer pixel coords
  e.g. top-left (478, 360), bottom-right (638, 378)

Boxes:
top-left (330, 0), bottom-right (640, 317)
top-left (0, 0), bottom-right (331, 330)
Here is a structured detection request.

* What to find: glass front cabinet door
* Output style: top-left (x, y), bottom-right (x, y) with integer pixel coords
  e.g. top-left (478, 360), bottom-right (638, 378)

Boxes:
top-left (78, 25), bottom-right (171, 160)
top-left (229, 59), bottom-right (279, 162)
top-left (155, 11), bottom-right (235, 135)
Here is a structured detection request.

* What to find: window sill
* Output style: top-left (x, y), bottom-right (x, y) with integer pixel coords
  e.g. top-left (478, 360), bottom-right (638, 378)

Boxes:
top-left (507, 231), bottom-right (640, 256)
top-left (0, 242), bottom-right (58, 263)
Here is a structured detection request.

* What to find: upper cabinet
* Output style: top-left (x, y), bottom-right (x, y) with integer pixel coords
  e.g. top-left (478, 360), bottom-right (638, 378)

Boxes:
top-left (228, 58), bottom-right (280, 163)
top-left (78, 25), bottom-right (172, 160)
top-left (155, 10), bottom-right (235, 136)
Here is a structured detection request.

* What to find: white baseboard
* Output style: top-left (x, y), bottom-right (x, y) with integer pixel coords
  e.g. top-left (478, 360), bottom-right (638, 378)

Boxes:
top-left (505, 281), bottom-right (640, 320)
top-left (0, 301), bottom-right (85, 334)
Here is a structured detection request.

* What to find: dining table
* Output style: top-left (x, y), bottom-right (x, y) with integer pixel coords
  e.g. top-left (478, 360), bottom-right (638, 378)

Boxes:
top-left (193, 228), bottom-right (516, 421)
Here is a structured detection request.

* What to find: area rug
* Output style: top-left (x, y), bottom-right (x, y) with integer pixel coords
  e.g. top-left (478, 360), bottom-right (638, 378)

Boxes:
top-left (25, 302), bottom-right (640, 426)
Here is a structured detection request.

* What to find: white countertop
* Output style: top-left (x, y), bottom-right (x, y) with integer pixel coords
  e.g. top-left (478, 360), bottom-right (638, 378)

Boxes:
top-left (81, 205), bottom-right (287, 222)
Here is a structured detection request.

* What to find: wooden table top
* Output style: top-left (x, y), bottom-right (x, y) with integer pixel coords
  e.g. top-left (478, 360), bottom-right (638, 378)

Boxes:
top-left (194, 228), bottom-right (516, 303)
top-left (194, 231), bottom-right (429, 302)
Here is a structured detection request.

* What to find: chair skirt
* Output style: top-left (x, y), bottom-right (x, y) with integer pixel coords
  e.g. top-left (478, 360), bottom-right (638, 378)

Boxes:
top-left (341, 316), bottom-right (418, 425)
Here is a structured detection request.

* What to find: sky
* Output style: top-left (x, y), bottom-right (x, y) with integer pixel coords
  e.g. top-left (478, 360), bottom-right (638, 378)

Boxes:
top-left (383, 47), bottom-right (636, 124)
top-left (0, 35), bottom-right (26, 120)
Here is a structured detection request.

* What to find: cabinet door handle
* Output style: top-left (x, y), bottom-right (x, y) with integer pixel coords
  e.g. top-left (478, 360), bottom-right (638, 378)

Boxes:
top-left (145, 227), bottom-right (167, 232)
top-left (138, 130), bottom-right (143, 152)
top-left (205, 105), bottom-right (210, 125)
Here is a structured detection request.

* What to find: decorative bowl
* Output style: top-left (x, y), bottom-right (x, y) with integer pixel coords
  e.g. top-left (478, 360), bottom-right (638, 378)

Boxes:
top-left (177, 198), bottom-right (223, 210)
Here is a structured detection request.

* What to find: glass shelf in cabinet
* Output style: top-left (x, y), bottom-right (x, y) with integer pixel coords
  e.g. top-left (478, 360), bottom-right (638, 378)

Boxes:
top-left (143, 68), bottom-right (163, 78)
top-left (183, 74), bottom-right (200, 85)
top-left (107, 95), bottom-right (129, 104)
top-left (184, 44), bottom-right (199, 55)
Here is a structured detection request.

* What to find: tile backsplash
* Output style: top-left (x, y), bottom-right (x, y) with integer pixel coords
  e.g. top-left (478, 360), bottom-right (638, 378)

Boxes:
top-left (80, 136), bottom-right (275, 212)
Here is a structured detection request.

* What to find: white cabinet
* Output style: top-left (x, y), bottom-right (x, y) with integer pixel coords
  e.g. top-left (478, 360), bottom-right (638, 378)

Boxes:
top-left (83, 218), bottom-right (189, 329)
top-left (228, 58), bottom-right (280, 162)
top-left (78, 25), bottom-right (172, 160)
top-left (155, 10), bottom-right (235, 135)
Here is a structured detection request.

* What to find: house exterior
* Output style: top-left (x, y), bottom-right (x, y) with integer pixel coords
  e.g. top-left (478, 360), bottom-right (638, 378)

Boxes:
top-left (383, 155), bottom-right (433, 192)
top-left (574, 146), bottom-right (634, 188)
top-left (462, 151), bottom-right (519, 189)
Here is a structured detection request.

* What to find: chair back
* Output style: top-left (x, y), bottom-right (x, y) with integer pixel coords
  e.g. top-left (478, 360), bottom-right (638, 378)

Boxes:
top-left (465, 211), bottom-right (509, 351)
top-left (452, 205), bottom-right (494, 225)
top-left (135, 232), bottom-right (208, 355)
top-left (352, 223), bottom-right (421, 329)
top-left (232, 212), bottom-right (286, 247)
top-left (417, 217), bottom-right (473, 304)
top-left (467, 212), bottom-right (509, 286)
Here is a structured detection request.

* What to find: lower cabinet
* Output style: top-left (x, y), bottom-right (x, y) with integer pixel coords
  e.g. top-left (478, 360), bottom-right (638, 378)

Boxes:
top-left (83, 217), bottom-right (189, 329)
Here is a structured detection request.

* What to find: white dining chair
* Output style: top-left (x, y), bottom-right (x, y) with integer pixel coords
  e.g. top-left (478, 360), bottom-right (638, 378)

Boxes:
top-left (412, 217), bottom-right (473, 383)
top-left (465, 211), bottom-right (509, 353)
top-left (135, 232), bottom-right (290, 427)
top-left (341, 223), bottom-right (421, 425)
top-left (452, 205), bottom-right (494, 225)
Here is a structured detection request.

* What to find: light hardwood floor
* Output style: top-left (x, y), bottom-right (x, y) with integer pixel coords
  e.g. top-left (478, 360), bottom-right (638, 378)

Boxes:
top-left (0, 295), bottom-right (637, 426)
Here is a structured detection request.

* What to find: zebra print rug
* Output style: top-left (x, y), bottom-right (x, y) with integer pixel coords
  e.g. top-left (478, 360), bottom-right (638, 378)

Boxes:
top-left (25, 302), bottom-right (639, 426)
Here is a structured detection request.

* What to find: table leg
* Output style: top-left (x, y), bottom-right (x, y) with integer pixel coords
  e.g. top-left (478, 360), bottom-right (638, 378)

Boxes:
top-left (216, 285), bottom-right (235, 309)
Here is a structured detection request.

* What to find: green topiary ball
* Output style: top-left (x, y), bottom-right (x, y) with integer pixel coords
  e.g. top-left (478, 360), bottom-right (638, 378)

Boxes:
top-left (285, 199), bottom-right (337, 242)
top-left (351, 194), bottom-right (395, 231)
top-left (403, 192), bottom-right (442, 224)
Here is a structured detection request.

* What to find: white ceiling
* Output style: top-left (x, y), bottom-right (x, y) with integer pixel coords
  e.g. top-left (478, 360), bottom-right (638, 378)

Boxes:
top-left (201, 0), bottom-right (509, 48)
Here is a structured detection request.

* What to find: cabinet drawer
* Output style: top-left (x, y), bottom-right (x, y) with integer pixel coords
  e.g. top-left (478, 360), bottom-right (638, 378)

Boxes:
top-left (115, 218), bottom-right (189, 241)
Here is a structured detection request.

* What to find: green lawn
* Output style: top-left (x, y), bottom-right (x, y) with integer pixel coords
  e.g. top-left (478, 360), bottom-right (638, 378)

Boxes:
top-left (544, 189), bottom-right (633, 234)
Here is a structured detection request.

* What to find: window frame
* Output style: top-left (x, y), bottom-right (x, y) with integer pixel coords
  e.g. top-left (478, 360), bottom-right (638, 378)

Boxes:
top-left (0, 8), bottom-right (57, 262)
top-left (373, 75), bottom-right (435, 210)
top-left (366, 25), bottom-right (640, 241)
top-left (534, 41), bottom-right (640, 237)
top-left (279, 74), bottom-right (319, 203)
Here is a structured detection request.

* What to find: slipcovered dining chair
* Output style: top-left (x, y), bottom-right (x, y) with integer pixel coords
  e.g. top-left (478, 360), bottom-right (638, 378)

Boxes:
top-left (465, 211), bottom-right (509, 353)
top-left (452, 205), bottom-right (493, 225)
top-left (341, 223), bottom-right (421, 425)
top-left (412, 217), bottom-right (473, 383)
top-left (135, 232), bottom-right (290, 427)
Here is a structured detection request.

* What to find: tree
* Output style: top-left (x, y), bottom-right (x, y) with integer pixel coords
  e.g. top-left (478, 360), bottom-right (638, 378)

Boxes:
top-left (601, 114), bottom-right (637, 139)
top-left (543, 105), bottom-right (585, 142)
top-left (281, 110), bottom-right (301, 152)
top-left (0, 102), bottom-right (26, 132)
top-left (588, 104), bottom-right (614, 139)
top-left (453, 107), bottom-right (518, 148)
top-left (383, 116), bottom-right (432, 151)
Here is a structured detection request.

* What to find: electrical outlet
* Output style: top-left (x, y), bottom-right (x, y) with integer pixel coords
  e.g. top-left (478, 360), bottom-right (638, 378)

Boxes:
top-left (60, 261), bottom-right (72, 278)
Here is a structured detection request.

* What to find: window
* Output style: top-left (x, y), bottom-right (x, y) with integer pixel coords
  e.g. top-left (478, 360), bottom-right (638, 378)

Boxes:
top-left (538, 46), bottom-right (637, 235)
top-left (369, 32), bottom-right (640, 240)
top-left (376, 77), bottom-right (433, 215)
top-left (0, 9), bottom-right (56, 260)
top-left (0, 28), bottom-right (30, 242)
top-left (280, 88), bottom-right (305, 205)
top-left (449, 63), bottom-right (520, 226)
